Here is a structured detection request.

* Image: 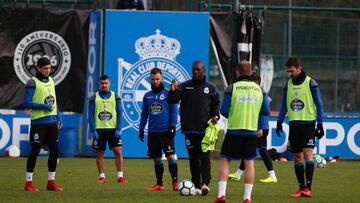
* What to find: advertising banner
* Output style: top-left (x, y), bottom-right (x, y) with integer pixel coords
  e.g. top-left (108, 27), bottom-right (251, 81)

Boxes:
top-left (82, 10), bottom-right (103, 156)
top-left (267, 117), bottom-right (360, 158)
top-left (0, 8), bottom-right (89, 112)
top-left (0, 110), bottom-right (81, 157)
top-left (103, 10), bottom-right (210, 158)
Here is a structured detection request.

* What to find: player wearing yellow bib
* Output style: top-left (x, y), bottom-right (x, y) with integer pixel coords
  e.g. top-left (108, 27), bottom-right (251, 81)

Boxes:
top-left (23, 57), bottom-right (63, 192)
top-left (88, 75), bottom-right (127, 184)
top-left (214, 61), bottom-right (267, 203)
top-left (276, 57), bottom-right (324, 198)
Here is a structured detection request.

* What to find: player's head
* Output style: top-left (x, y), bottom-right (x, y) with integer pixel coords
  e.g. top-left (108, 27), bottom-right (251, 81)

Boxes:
top-left (150, 68), bottom-right (163, 87)
top-left (285, 57), bottom-right (302, 80)
top-left (36, 57), bottom-right (51, 77)
top-left (192, 60), bottom-right (205, 81)
top-left (251, 71), bottom-right (261, 85)
top-left (236, 60), bottom-right (252, 78)
top-left (99, 75), bottom-right (110, 92)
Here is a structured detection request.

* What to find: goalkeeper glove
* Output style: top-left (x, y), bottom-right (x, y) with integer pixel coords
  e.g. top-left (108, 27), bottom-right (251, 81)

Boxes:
top-left (315, 123), bottom-right (324, 139)
top-left (275, 121), bottom-right (283, 137)
top-left (139, 129), bottom-right (144, 142)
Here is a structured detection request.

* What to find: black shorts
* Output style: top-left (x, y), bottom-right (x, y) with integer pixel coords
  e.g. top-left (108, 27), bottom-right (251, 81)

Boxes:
top-left (147, 132), bottom-right (175, 158)
top-left (220, 133), bottom-right (257, 160)
top-left (29, 123), bottom-right (58, 147)
top-left (288, 123), bottom-right (316, 153)
top-left (256, 129), bottom-right (269, 149)
top-left (92, 130), bottom-right (122, 151)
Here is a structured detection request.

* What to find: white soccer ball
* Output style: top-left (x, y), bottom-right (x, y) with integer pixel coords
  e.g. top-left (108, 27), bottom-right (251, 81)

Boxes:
top-left (313, 154), bottom-right (321, 162)
top-left (178, 180), bottom-right (195, 196)
top-left (315, 157), bottom-right (327, 168)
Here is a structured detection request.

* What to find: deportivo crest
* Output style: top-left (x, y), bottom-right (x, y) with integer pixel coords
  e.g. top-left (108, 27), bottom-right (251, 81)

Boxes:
top-left (150, 103), bottom-right (164, 114)
top-left (204, 87), bottom-right (209, 94)
top-left (13, 30), bottom-right (71, 85)
top-left (118, 29), bottom-right (191, 131)
top-left (34, 133), bottom-right (39, 140)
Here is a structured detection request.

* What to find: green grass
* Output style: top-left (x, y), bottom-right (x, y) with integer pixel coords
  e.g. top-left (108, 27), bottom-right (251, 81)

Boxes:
top-left (0, 157), bottom-right (359, 202)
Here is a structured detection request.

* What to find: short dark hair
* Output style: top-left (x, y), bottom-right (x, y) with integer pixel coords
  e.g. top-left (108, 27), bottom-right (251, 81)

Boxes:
top-left (150, 68), bottom-right (162, 75)
top-left (237, 61), bottom-right (252, 75)
top-left (36, 57), bottom-right (51, 67)
top-left (100, 75), bottom-right (109, 81)
top-left (285, 57), bottom-right (301, 67)
top-left (192, 60), bottom-right (205, 69)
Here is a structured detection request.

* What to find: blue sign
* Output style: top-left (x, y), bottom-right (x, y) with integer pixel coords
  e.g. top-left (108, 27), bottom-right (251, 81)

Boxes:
top-left (267, 117), bottom-right (360, 158)
top-left (82, 10), bottom-right (102, 156)
top-left (0, 111), bottom-right (30, 155)
top-left (103, 10), bottom-right (210, 158)
top-left (0, 111), bottom-right (81, 157)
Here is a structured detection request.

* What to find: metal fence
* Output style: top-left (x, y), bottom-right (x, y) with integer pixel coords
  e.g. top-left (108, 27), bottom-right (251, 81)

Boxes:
top-left (261, 10), bottom-right (360, 113)
top-left (2, 0), bottom-right (359, 113)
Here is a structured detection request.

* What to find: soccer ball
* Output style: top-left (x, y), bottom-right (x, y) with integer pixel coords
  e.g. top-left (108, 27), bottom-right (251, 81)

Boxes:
top-left (313, 154), bottom-right (322, 163)
top-left (314, 157), bottom-right (327, 168)
top-left (178, 180), bottom-right (195, 196)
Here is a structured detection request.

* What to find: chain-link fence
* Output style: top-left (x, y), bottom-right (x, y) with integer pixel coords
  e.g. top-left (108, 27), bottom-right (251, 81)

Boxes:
top-left (262, 10), bottom-right (360, 113)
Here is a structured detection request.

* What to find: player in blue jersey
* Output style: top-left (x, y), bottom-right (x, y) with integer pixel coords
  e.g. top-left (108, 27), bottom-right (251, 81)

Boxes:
top-left (23, 57), bottom-right (63, 192)
top-left (89, 75), bottom-right (127, 184)
top-left (228, 72), bottom-right (277, 183)
top-left (139, 68), bottom-right (179, 191)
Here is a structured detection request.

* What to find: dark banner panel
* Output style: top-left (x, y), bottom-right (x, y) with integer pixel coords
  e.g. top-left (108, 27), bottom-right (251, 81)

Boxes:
top-left (237, 9), bottom-right (263, 70)
top-left (210, 11), bottom-right (263, 83)
top-left (0, 8), bottom-right (90, 112)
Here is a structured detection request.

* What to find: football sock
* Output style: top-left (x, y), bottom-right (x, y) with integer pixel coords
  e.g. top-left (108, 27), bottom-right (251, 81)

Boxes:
top-left (244, 184), bottom-right (253, 200)
top-left (26, 146), bottom-right (40, 172)
top-left (200, 152), bottom-right (211, 185)
top-left (154, 160), bottom-right (164, 185)
top-left (217, 181), bottom-right (227, 197)
top-left (168, 159), bottom-right (178, 183)
top-left (294, 162), bottom-right (305, 189)
top-left (305, 160), bottom-right (314, 189)
top-left (117, 171), bottom-right (123, 178)
top-left (268, 170), bottom-right (276, 178)
top-left (26, 172), bottom-right (33, 182)
top-left (48, 144), bottom-right (59, 172)
top-left (235, 168), bottom-right (244, 178)
top-left (99, 173), bottom-right (105, 178)
top-left (48, 172), bottom-right (56, 180)
top-left (239, 160), bottom-right (245, 170)
top-left (259, 148), bottom-right (274, 171)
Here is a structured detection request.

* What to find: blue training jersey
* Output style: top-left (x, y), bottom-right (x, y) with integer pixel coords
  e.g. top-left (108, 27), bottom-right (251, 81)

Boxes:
top-left (139, 89), bottom-right (178, 133)
top-left (258, 94), bottom-right (270, 130)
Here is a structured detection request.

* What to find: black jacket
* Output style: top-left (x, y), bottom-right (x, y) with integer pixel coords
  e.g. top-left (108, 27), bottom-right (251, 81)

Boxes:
top-left (168, 78), bottom-right (220, 134)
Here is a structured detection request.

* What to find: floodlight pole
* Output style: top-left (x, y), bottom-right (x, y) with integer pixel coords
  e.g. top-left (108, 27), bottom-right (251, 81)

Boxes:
top-left (231, 0), bottom-right (239, 81)
top-left (288, 0), bottom-right (292, 57)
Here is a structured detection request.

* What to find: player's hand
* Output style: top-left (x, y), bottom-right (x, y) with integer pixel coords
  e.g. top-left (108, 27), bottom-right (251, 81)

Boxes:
top-left (210, 116), bottom-right (218, 125)
top-left (57, 122), bottom-right (63, 129)
top-left (276, 121), bottom-right (283, 137)
top-left (168, 126), bottom-right (176, 139)
top-left (170, 79), bottom-right (177, 91)
top-left (139, 129), bottom-right (144, 142)
top-left (115, 129), bottom-right (121, 139)
top-left (92, 130), bottom-right (99, 141)
top-left (315, 123), bottom-right (324, 139)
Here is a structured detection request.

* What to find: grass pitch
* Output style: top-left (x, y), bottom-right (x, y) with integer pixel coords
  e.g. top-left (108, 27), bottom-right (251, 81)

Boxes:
top-left (0, 157), bottom-right (359, 203)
